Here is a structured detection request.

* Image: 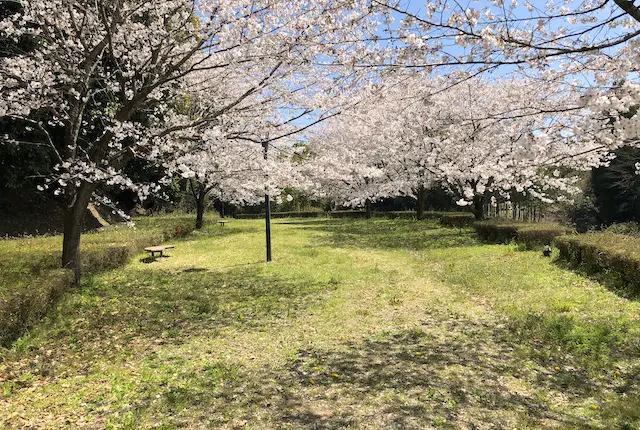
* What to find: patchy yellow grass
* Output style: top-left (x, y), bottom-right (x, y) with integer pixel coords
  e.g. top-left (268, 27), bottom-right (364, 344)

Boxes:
top-left (0, 218), bottom-right (639, 429)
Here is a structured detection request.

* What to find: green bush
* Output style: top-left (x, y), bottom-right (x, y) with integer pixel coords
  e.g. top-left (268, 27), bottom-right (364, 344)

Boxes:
top-left (555, 233), bottom-right (640, 293)
top-left (474, 221), bottom-right (570, 248)
top-left (605, 222), bottom-right (640, 238)
top-left (0, 269), bottom-right (73, 345)
top-left (236, 211), bottom-right (325, 219)
top-left (373, 211), bottom-right (415, 219)
top-left (373, 210), bottom-right (448, 220)
top-left (235, 210), bottom-right (457, 220)
top-left (439, 213), bottom-right (476, 227)
top-left (329, 210), bottom-right (368, 218)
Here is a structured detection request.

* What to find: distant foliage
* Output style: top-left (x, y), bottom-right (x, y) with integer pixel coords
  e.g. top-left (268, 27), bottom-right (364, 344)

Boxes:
top-left (592, 147), bottom-right (640, 225)
top-left (605, 222), bottom-right (640, 238)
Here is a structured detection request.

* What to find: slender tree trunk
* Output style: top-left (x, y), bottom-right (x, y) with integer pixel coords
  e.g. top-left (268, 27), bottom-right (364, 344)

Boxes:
top-left (415, 185), bottom-right (426, 220)
top-left (195, 187), bottom-right (207, 229)
top-left (471, 195), bottom-right (485, 220)
top-left (365, 198), bottom-right (373, 219)
top-left (62, 183), bottom-right (95, 284)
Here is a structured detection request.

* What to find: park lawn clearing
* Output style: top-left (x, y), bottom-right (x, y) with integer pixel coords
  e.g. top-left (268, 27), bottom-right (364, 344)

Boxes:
top-left (0, 218), bottom-right (639, 429)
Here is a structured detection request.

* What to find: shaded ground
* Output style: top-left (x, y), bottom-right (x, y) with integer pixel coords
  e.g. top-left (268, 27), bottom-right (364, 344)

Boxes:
top-left (0, 218), bottom-right (639, 428)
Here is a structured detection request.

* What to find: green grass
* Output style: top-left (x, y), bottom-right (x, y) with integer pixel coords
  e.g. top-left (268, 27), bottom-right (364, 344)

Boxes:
top-left (0, 214), bottom-right (205, 345)
top-left (0, 218), bottom-right (639, 429)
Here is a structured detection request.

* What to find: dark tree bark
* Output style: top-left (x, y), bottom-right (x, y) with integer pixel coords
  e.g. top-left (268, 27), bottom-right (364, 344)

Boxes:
top-left (62, 182), bottom-right (96, 284)
top-left (471, 195), bottom-right (485, 220)
top-left (191, 181), bottom-right (206, 230)
top-left (195, 195), bottom-right (205, 229)
top-left (190, 179), bottom-right (211, 229)
top-left (365, 198), bottom-right (373, 219)
top-left (415, 185), bottom-right (426, 220)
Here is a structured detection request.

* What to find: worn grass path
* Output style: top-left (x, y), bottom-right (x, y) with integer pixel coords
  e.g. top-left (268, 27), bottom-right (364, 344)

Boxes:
top-left (1, 218), bottom-right (639, 429)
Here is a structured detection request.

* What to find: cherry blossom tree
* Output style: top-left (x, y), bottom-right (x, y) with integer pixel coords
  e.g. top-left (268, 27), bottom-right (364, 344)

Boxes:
top-left (305, 71), bottom-right (608, 219)
top-left (368, 1), bottom-right (640, 158)
top-left (302, 102), bottom-right (401, 218)
top-left (0, 0), bottom-right (380, 281)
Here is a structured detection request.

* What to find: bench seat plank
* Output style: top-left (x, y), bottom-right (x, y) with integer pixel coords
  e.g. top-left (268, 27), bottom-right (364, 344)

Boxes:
top-left (144, 245), bottom-right (176, 257)
top-left (144, 245), bottom-right (175, 252)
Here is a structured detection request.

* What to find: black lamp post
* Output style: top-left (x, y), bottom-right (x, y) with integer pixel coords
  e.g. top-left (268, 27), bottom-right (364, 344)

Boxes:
top-left (263, 138), bottom-right (272, 262)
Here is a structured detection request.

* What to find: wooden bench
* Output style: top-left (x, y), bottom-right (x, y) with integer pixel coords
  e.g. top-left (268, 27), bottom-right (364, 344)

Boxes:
top-left (144, 245), bottom-right (176, 257)
top-left (219, 220), bottom-right (228, 227)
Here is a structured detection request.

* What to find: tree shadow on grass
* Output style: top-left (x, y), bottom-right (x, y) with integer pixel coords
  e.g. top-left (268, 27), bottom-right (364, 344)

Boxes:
top-left (275, 328), bottom-right (590, 429)
top-left (282, 218), bottom-right (480, 251)
top-left (131, 312), bottom-right (634, 428)
top-left (82, 266), bottom-right (335, 339)
top-left (8, 266), bottom-right (337, 379)
top-left (272, 317), bottom-right (635, 429)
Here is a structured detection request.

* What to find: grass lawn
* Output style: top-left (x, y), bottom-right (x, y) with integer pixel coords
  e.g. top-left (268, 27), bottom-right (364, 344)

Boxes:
top-left (1, 218), bottom-right (639, 429)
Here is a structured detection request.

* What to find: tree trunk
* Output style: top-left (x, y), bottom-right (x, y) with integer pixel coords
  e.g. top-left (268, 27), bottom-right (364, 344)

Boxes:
top-left (195, 188), bottom-right (207, 229)
top-left (415, 186), bottom-right (426, 220)
top-left (365, 198), bottom-right (373, 219)
top-left (62, 183), bottom-right (95, 284)
top-left (471, 195), bottom-right (485, 220)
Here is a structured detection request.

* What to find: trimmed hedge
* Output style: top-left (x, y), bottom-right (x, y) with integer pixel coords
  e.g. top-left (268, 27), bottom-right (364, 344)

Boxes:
top-left (555, 233), bottom-right (640, 292)
top-left (373, 211), bottom-right (414, 219)
top-left (475, 221), bottom-right (570, 248)
top-left (236, 211), bottom-right (326, 219)
top-left (236, 210), bottom-right (471, 221)
top-left (329, 210), bottom-right (368, 218)
top-left (0, 215), bottom-right (196, 345)
top-left (0, 269), bottom-right (73, 345)
top-left (372, 210), bottom-right (451, 220)
top-left (236, 210), bottom-right (367, 219)
top-left (440, 213), bottom-right (477, 227)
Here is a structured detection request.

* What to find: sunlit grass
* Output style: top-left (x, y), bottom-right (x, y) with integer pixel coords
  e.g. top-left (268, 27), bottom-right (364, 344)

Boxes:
top-left (1, 218), bottom-right (638, 428)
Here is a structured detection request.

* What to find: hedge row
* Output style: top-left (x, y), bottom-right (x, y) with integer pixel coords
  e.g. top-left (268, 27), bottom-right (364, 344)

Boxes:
top-left (235, 210), bottom-right (469, 220)
top-left (0, 215), bottom-right (196, 346)
top-left (474, 221), bottom-right (571, 248)
top-left (236, 211), bottom-right (326, 219)
top-left (440, 213), bottom-right (477, 227)
top-left (372, 210), bottom-right (453, 220)
top-left (555, 233), bottom-right (640, 292)
top-left (0, 269), bottom-right (73, 345)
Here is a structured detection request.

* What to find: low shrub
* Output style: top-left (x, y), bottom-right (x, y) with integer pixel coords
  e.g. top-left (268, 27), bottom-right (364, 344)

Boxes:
top-left (474, 221), bottom-right (570, 248)
top-left (329, 210), bottom-right (368, 218)
top-left (555, 233), bottom-right (640, 293)
top-left (236, 210), bottom-right (460, 220)
top-left (133, 215), bottom-right (196, 240)
top-left (235, 213), bottom-right (263, 219)
top-left (605, 222), bottom-right (640, 238)
top-left (0, 269), bottom-right (73, 345)
top-left (373, 211), bottom-right (415, 219)
top-left (236, 211), bottom-right (326, 219)
top-left (373, 211), bottom-right (448, 220)
top-left (440, 213), bottom-right (476, 227)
